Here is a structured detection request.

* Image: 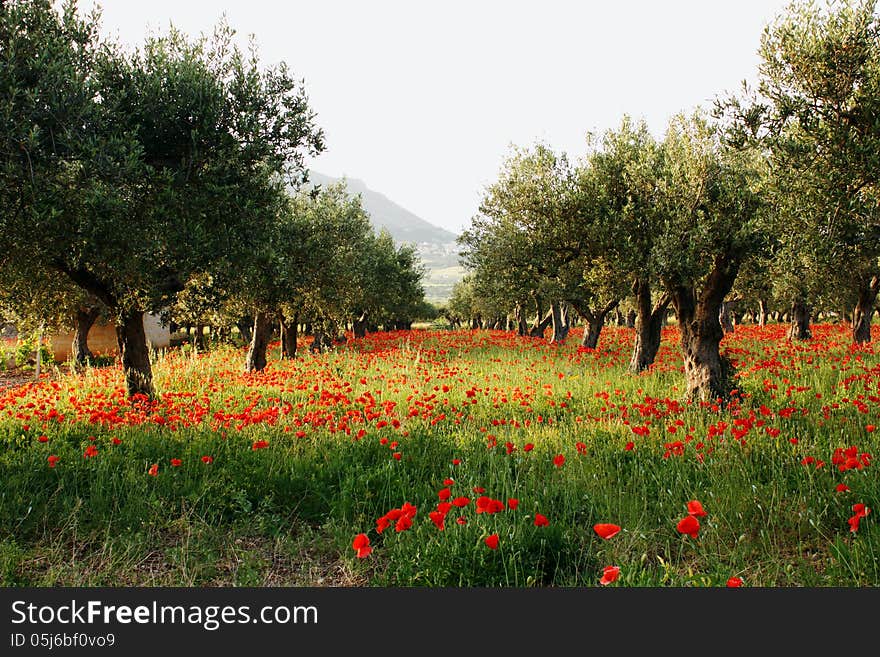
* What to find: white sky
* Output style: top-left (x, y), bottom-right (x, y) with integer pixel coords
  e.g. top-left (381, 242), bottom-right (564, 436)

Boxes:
top-left (77, 0), bottom-right (794, 235)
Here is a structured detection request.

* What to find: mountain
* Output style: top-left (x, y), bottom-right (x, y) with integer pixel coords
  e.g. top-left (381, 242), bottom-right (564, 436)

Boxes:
top-left (306, 172), bottom-right (458, 245)
top-left (305, 172), bottom-right (464, 302)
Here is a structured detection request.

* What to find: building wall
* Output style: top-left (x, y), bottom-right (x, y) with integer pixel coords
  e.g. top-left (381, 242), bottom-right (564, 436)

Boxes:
top-left (49, 313), bottom-right (171, 363)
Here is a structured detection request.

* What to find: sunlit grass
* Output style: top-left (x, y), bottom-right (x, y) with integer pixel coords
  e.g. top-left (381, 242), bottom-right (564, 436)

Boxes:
top-left (0, 323), bottom-right (877, 586)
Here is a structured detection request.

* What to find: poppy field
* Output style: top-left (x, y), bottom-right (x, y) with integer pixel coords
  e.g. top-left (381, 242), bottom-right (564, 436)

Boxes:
top-left (0, 324), bottom-right (878, 587)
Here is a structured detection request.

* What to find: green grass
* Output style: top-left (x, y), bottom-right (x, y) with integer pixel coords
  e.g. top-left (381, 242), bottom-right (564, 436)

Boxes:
top-left (0, 323), bottom-right (877, 586)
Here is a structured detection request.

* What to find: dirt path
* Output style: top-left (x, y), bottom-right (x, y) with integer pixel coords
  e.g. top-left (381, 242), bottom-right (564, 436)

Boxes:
top-left (0, 372), bottom-right (38, 390)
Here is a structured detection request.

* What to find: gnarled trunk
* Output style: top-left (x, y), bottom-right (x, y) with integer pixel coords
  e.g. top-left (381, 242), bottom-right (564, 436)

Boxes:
top-left (757, 299), bottom-right (768, 327)
top-left (353, 311), bottom-right (368, 339)
top-left (280, 312), bottom-right (299, 359)
top-left (72, 306), bottom-right (100, 365)
top-left (550, 301), bottom-right (569, 343)
top-left (311, 320), bottom-right (335, 353)
top-left (674, 288), bottom-right (733, 403)
top-left (194, 323), bottom-right (207, 351)
top-left (629, 278), bottom-right (670, 373)
top-left (788, 298), bottom-right (812, 341)
top-left (236, 318), bottom-right (253, 345)
top-left (719, 300), bottom-right (735, 333)
top-left (514, 303), bottom-right (528, 336)
top-left (670, 256), bottom-right (739, 403)
top-left (529, 309), bottom-right (553, 338)
top-left (245, 310), bottom-right (274, 372)
top-left (577, 299), bottom-right (619, 350)
top-left (115, 309), bottom-right (154, 398)
top-left (852, 275), bottom-right (879, 344)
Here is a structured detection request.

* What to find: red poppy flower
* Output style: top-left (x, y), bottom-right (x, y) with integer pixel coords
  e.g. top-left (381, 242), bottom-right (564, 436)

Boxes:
top-left (848, 503), bottom-right (871, 532)
top-left (452, 496), bottom-right (470, 508)
top-left (47, 455), bottom-right (59, 468)
top-left (443, 478), bottom-right (455, 486)
top-left (553, 454), bottom-right (565, 468)
top-left (726, 577), bottom-right (743, 588)
top-left (170, 458), bottom-right (182, 467)
top-left (866, 425), bottom-right (876, 433)
top-left (428, 510), bottom-right (445, 530)
top-left (456, 517), bottom-right (467, 525)
top-left (676, 515), bottom-right (700, 538)
top-left (484, 534), bottom-right (499, 550)
top-left (201, 455), bottom-right (214, 464)
top-left (599, 566), bottom-right (620, 586)
top-left (437, 502), bottom-right (453, 514)
top-left (392, 452), bottom-right (402, 460)
top-left (507, 498), bottom-right (519, 510)
top-left (624, 441), bottom-right (635, 451)
top-left (687, 500), bottom-right (707, 517)
top-left (395, 515), bottom-right (412, 532)
top-left (352, 533), bottom-right (372, 558)
top-left (438, 487), bottom-right (452, 501)
top-left (835, 483), bottom-right (850, 492)
top-left (534, 513), bottom-right (549, 527)
top-left (83, 445), bottom-right (98, 458)
top-left (148, 463), bottom-right (159, 477)
top-left (251, 440), bottom-right (269, 450)
top-left (593, 523), bottom-right (621, 540)
top-left (523, 443), bottom-right (534, 452)
top-left (38, 435), bottom-right (48, 443)
top-left (451, 458), bottom-right (461, 465)
top-left (848, 514), bottom-right (864, 533)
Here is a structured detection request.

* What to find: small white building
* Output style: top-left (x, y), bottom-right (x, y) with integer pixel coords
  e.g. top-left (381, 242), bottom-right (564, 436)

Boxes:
top-left (49, 313), bottom-right (171, 362)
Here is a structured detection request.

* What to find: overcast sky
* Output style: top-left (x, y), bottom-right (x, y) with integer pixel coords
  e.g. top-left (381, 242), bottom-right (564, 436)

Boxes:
top-left (78, 0), bottom-right (795, 235)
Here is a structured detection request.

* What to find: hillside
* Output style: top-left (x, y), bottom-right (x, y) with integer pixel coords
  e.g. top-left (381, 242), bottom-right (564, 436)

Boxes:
top-left (305, 172), bottom-right (464, 302)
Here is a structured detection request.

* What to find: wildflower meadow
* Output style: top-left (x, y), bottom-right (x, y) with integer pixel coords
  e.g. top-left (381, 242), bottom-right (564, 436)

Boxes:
top-left (1, 323), bottom-right (877, 587)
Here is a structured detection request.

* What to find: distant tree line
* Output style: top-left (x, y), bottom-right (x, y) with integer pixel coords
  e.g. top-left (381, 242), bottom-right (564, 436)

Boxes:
top-left (450, 0), bottom-right (880, 402)
top-left (0, 0), bottom-right (427, 396)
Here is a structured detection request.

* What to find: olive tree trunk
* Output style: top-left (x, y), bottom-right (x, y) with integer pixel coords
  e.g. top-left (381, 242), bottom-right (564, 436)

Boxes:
top-left (115, 309), bottom-right (154, 398)
top-left (529, 309), bottom-right (553, 338)
top-left (757, 299), bottom-right (768, 327)
top-left (72, 306), bottom-right (100, 365)
top-left (670, 256), bottom-right (739, 403)
top-left (629, 278), bottom-right (670, 373)
top-left (245, 310), bottom-right (274, 372)
top-left (550, 301), bottom-right (570, 343)
top-left (852, 275), bottom-right (879, 344)
top-left (575, 299), bottom-right (619, 350)
top-left (236, 318), bottom-right (253, 345)
top-left (788, 298), bottom-right (812, 341)
top-left (719, 300), bottom-right (735, 333)
top-left (353, 311), bottom-right (368, 339)
top-left (280, 312), bottom-right (299, 359)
